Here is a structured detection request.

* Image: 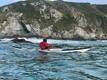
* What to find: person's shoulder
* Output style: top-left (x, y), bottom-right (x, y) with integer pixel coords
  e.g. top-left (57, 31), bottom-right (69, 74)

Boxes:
top-left (40, 41), bottom-right (43, 44)
top-left (40, 41), bottom-right (46, 44)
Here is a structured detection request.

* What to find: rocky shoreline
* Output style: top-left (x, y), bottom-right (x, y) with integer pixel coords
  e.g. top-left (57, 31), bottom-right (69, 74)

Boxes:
top-left (1, 0), bottom-right (107, 40)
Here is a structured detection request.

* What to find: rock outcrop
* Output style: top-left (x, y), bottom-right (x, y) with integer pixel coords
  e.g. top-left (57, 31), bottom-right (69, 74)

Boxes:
top-left (0, 0), bottom-right (107, 40)
top-left (11, 38), bottom-right (31, 43)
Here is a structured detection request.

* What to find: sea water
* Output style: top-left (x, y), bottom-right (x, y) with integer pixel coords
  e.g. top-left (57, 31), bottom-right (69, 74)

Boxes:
top-left (0, 38), bottom-right (107, 80)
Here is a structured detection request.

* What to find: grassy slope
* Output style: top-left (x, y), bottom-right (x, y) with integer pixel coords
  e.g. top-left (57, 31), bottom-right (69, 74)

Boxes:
top-left (66, 2), bottom-right (107, 33)
top-left (1, 0), bottom-right (107, 33)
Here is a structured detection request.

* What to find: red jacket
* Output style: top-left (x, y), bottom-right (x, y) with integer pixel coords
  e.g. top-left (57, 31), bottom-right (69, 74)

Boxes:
top-left (40, 42), bottom-right (52, 50)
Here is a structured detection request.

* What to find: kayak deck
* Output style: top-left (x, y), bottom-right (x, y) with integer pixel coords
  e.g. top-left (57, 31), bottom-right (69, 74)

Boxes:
top-left (39, 47), bottom-right (90, 53)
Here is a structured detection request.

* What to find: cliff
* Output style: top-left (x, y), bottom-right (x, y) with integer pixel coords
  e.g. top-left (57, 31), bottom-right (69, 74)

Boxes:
top-left (0, 0), bottom-right (107, 40)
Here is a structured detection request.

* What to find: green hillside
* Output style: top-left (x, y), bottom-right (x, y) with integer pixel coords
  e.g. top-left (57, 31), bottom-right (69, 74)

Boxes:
top-left (1, 0), bottom-right (107, 33)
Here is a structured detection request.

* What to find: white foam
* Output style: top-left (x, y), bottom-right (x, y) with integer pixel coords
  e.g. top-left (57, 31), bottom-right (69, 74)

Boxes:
top-left (0, 37), bottom-right (84, 45)
top-left (0, 38), bottom-right (14, 42)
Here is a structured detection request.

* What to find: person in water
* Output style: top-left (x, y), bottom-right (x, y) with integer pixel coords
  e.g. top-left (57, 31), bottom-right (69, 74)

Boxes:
top-left (40, 38), bottom-right (52, 50)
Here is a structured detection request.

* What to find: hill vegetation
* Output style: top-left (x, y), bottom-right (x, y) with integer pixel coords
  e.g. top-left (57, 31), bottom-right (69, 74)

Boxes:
top-left (1, 0), bottom-right (107, 39)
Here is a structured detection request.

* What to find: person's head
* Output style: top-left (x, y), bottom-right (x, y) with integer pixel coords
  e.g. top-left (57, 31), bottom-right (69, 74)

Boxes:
top-left (43, 38), bottom-right (47, 42)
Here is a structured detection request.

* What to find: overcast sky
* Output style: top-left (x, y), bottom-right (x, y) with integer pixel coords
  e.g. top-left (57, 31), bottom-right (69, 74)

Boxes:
top-left (0, 0), bottom-right (107, 7)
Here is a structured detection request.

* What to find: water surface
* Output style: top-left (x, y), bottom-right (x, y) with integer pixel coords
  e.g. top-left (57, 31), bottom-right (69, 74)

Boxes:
top-left (0, 38), bottom-right (107, 80)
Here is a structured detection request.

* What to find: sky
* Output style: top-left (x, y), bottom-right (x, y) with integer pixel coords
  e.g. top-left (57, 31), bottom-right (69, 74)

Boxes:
top-left (0, 0), bottom-right (107, 7)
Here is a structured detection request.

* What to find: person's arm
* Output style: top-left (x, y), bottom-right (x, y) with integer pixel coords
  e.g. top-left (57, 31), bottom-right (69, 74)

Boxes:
top-left (45, 43), bottom-right (52, 49)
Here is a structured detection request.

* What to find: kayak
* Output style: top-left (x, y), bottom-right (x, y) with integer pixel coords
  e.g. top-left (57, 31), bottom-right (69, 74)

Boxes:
top-left (39, 47), bottom-right (90, 53)
top-left (13, 46), bottom-right (36, 51)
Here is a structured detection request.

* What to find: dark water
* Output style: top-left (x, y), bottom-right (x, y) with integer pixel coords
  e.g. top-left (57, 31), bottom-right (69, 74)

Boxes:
top-left (0, 38), bottom-right (107, 80)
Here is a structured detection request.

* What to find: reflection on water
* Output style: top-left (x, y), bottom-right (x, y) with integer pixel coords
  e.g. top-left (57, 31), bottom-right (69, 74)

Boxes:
top-left (0, 39), bottom-right (107, 80)
top-left (39, 52), bottom-right (49, 63)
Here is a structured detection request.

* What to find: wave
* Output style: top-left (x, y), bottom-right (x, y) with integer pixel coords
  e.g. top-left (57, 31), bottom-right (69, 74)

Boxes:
top-left (0, 37), bottom-right (85, 45)
top-left (17, 37), bottom-right (84, 45)
top-left (0, 38), bottom-right (14, 42)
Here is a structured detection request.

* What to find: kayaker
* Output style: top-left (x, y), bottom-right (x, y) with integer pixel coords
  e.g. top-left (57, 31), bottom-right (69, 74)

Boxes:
top-left (40, 38), bottom-right (52, 50)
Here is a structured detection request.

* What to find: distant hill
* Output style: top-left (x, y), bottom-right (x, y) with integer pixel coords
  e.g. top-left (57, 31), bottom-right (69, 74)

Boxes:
top-left (0, 0), bottom-right (107, 40)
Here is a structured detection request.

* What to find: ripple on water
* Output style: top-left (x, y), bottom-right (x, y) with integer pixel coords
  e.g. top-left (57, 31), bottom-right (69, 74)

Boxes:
top-left (0, 39), bottom-right (107, 79)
